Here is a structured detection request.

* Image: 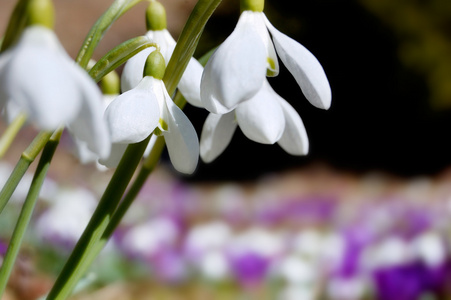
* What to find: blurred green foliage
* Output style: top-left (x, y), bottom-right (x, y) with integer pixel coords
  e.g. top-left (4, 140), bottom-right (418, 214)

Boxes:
top-left (358, 0), bottom-right (451, 110)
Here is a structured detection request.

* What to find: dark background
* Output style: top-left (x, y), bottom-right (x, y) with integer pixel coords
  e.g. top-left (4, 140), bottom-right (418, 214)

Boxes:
top-left (171, 0), bottom-right (451, 182)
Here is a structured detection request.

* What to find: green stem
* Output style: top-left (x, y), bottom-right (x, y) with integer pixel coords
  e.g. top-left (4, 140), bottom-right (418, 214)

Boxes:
top-left (0, 129), bottom-right (61, 295)
top-left (106, 136), bottom-right (165, 238)
top-left (46, 137), bottom-right (150, 300)
top-left (55, 137), bottom-right (166, 284)
top-left (0, 130), bottom-right (52, 215)
top-left (47, 0), bottom-right (223, 297)
top-left (76, 0), bottom-right (149, 69)
top-left (0, 0), bottom-right (30, 52)
top-left (89, 36), bottom-right (158, 83)
top-left (163, 0), bottom-right (223, 94)
top-left (0, 113), bottom-right (27, 159)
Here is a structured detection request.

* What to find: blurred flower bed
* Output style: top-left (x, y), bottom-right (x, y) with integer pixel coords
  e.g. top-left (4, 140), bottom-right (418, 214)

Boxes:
top-left (2, 157), bottom-right (451, 300)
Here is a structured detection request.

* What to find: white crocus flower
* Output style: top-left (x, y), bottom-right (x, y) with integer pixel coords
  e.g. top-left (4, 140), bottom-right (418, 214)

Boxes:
top-left (0, 26), bottom-right (110, 158)
top-left (200, 10), bottom-right (331, 114)
top-left (101, 51), bottom-right (199, 174)
top-left (121, 1), bottom-right (203, 107)
top-left (200, 80), bottom-right (308, 163)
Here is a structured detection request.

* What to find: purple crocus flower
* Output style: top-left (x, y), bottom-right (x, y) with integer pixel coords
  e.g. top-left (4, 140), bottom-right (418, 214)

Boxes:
top-left (228, 251), bottom-right (271, 285)
top-left (372, 260), bottom-right (451, 300)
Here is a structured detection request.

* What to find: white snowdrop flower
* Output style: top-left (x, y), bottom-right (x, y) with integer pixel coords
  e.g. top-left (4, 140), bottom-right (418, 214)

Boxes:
top-left (327, 276), bottom-right (370, 300)
top-left (200, 80), bottom-right (309, 162)
top-left (360, 236), bottom-right (411, 270)
top-left (35, 187), bottom-right (98, 248)
top-left (199, 250), bottom-right (230, 281)
top-left (200, 0), bottom-right (331, 114)
top-left (101, 50), bottom-right (199, 174)
top-left (228, 227), bottom-right (285, 258)
top-left (293, 229), bottom-right (345, 268)
top-left (121, 1), bottom-right (203, 107)
top-left (275, 254), bottom-right (318, 285)
top-left (72, 68), bottom-right (120, 167)
top-left (0, 25), bottom-right (110, 159)
top-left (184, 221), bottom-right (232, 259)
top-left (121, 217), bottom-right (179, 258)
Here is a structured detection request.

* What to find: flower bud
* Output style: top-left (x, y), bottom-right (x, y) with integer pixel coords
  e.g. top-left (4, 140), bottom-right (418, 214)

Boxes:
top-left (240, 0), bottom-right (264, 12)
top-left (27, 0), bottom-right (55, 29)
top-left (144, 50), bottom-right (166, 80)
top-left (146, 1), bottom-right (167, 31)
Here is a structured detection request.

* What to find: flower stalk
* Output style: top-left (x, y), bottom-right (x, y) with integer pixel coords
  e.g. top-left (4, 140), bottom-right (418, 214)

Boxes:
top-left (0, 130), bottom-right (53, 215)
top-left (0, 128), bottom-right (62, 295)
top-left (0, 113), bottom-right (27, 159)
top-left (75, 0), bottom-right (149, 69)
top-left (46, 0), bottom-right (223, 296)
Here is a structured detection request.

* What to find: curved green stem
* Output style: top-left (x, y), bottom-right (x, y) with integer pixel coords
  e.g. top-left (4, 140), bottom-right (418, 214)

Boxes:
top-left (0, 0), bottom-right (30, 52)
top-left (76, 0), bottom-right (149, 69)
top-left (163, 0), bottom-right (223, 94)
top-left (54, 137), bottom-right (166, 286)
top-left (89, 36), bottom-right (158, 83)
top-left (46, 0), bottom-right (223, 297)
top-left (0, 113), bottom-right (27, 159)
top-left (0, 130), bottom-right (53, 215)
top-left (0, 128), bottom-right (61, 295)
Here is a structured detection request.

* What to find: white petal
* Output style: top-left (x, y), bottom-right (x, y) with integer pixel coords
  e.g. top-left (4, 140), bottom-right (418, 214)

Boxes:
top-left (3, 100), bottom-right (23, 124)
top-left (200, 112), bottom-right (237, 163)
top-left (105, 77), bottom-right (160, 144)
top-left (200, 12), bottom-right (267, 113)
top-left (67, 63), bottom-right (111, 159)
top-left (2, 28), bottom-right (81, 129)
top-left (98, 143), bottom-right (129, 169)
top-left (0, 50), bottom-right (12, 109)
top-left (235, 80), bottom-right (285, 144)
top-left (121, 47), bottom-right (155, 92)
top-left (250, 12), bottom-right (279, 76)
top-left (146, 30), bottom-right (175, 63)
top-left (264, 15), bottom-right (331, 110)
top-left (160, 86), bottom-right (199, 174)
top-left (71, 137), bottom-right (98, 164)
top-left (178, 57), bottom-right (204, 107)
top-left (277, 98), bottom-right (309, 155)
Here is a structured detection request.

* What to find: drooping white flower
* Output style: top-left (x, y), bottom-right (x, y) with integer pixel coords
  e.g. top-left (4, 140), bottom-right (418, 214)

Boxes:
top-left (200, 80), bottom-right (308, 163)
top-left (101, 50), bottom-right (199, 174)
top-left (0, 26), bottom-right (110, 159)
top-left (71, 94), bottom-right (116, 167)
top-left (121, 1), bottom-right (203, 107)
top-left (200, 7), bottom-right (331, 114)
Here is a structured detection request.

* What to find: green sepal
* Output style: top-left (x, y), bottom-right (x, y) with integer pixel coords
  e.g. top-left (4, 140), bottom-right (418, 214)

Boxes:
top-left (146, 1), bottom-right (167, 31)
top-left (27, 0), bottom-right (54, 29)
top-left (101, 70), bottom-right (120, 95)
top-left (88, 36), bottom-right (157, 83)
top-left (144, 50), bottom-right (166, 79)
top-left (240, 0), bottom-right (264, 12)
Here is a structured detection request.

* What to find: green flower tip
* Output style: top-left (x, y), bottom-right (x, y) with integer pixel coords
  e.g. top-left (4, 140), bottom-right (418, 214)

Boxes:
top-left (101, 70), bottom-right (120, 95)
top-left (144, 50), bottom-right (166, 80)
top-left (146, 1), bottom-right (167, 31)
top-left (27, 0), bottom-right (55, 29)
top-left (240, 0), bottom-right (264, 12)
top-left (154, 119), bottom-right (168, 136)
